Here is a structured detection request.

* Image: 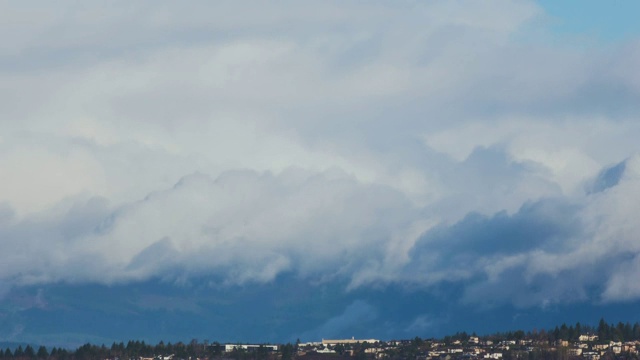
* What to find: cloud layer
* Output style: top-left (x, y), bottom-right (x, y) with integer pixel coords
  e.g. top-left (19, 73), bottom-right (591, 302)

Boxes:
top-left (2, 0), bottom-right (640, 313)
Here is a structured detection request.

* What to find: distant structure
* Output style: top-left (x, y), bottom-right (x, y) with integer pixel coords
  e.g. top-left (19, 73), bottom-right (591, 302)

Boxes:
top-left (223, 344), bottom-right (278, 352)
top-left (579, 334), bottom-right (599, 342)
top-left (321, 337), bottom-right (379, 346)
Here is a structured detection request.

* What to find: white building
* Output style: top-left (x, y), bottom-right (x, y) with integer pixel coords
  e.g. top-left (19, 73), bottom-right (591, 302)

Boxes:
top-left (567, 348), bottom-right (583, 356)
top-left (484, 353), bottom-right (503, 359)
top-left (224, 344), bottom-right (278, 352)
top-left (579, 335), bottom-right (599, 342)
top-left (322, 337), bottom-right (379, 345)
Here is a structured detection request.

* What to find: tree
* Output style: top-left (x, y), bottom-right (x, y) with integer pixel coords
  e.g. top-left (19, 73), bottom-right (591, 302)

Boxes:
top-left (598, 318), bottom-right (609, 342)
top-left (513, 330), bottom-right (525, 341)
top-left (624, 322), bottom-right (633, 340)
top-left (633, 323), bottom-right (640, 340)
top-left (188, 339), bottom-right (200, 359)
top-left (354, 347), bottom-right (368, 360)
top-left (36, 347), bottom-right (48, 359)
top-left (57, 349), bottom-right (70, 360)
top-left (559, 323), bottom-right (569, 340)
top-left (14, 346), bottom-right (24, 358)
top-left (155, 340), bottom-right (166, 356)
top-left (24, 346), bottom-right (35, 359)
top-left (281, 343), bottom-right (294, 360)
top-left (413, 336), bottom-right (423, 347)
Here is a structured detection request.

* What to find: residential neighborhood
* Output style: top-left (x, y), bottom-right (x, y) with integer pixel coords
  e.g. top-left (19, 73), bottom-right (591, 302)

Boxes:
top-left (295, 334), bottom-right (639, 360)
top-left (4, 320), bottom-right (640, 360)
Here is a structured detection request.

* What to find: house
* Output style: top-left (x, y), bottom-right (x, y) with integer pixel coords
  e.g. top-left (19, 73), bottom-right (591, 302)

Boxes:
top-left (567, 348), bottom-right (583, 356)
top-left (579, 335), bottom-right (599, 342)
top-left (556, 340), bottom-right (569, 347)
top-left (583, 351), bottom-right (600, 360)
top-left (484, 353), bottom-right (502, 359)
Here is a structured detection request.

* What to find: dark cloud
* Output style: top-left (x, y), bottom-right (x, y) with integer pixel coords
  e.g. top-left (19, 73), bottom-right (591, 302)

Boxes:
top-left (299, 300), bottom-right (378, 341)
top-left (1, 0), bottom-right (640, 345)
top-left (588, 159), bottom-right (626, 194)
top-left (417, 198), bottom-right (580, 258)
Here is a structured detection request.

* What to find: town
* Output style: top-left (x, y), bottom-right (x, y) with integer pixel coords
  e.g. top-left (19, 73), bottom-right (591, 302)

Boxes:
top-left (3, 320), bottom-right (640, 360)
top-left (294, 332), bottom-right (636, 360)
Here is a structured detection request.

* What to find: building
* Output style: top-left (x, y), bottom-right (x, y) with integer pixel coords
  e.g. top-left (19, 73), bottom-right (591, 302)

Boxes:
top-left (322, 337), bottom-right (379, 345)
top-left (593, 344), bottom-right (609, 351)
top-left (224, 344), bottom-right (278, 352)
top-left (567, 348), bottom-right (583, 356)
top-left (484, 353), bottom-right (503, 359)
top-left (579, 335), bottom-right (599, 342)
top-left (583, 351), bottom-right (600, 360)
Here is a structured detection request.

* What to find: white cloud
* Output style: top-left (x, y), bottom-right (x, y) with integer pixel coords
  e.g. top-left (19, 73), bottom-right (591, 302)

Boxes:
top-left (1, 0), bottom-right (640, 308)
top-left (0, 168), bottom-right (422, 286)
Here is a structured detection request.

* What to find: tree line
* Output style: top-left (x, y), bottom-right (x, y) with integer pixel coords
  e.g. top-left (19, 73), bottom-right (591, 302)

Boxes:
top-left (0, 340), bottom-right (223, 360)
top-left (474, 318), bottom-right (640, 344)
top-left (3, 318), bottom-right (640, 360)
top-left (0, 340), bottom-right (294, 360)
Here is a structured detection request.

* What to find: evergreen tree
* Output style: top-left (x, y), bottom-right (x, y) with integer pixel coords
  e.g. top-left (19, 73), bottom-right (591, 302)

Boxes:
top-left (23, 346), bottom-right (35, 359)
top-left (57, 349), bottom-right (69, 360)
top-left (598, 318), bottom-right (609, 341)
top-left (624, 322), bottom-right (633, 340)
top-left (36, 346), bottom-right (48, 359)
top-left (14, 346), bottom-right (24, 358)
top-left (281, 343), bottom-right (294, 360)
top-left (155, 340), bottom-right (166, 356)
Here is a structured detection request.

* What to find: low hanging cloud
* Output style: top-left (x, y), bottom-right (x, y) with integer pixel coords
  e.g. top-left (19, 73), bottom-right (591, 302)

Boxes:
top-left (298, 300), bottom-right (378, 341)
top-left (1, 0), bottom-right (640, 312)
top-left (0, 168), bottom-right (421, 286)
top-left (397, 156), bottom-right (640, 307)
top-left (2, 155), bottom-right (640, 310)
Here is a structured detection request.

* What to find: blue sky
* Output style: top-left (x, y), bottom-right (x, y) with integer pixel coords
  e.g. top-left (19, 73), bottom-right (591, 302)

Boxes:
top-left (538, 0), bottom-right (640, 41)
top-left (1, 0), bottom-right (640, 347)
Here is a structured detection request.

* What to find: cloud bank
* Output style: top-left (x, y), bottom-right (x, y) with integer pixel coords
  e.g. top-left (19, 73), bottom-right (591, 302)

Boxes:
top-left (2, 0), bottom-right (640, 312)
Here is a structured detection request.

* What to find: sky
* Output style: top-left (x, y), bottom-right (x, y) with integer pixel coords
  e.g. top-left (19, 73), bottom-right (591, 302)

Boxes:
top-left (1, 0), bottom-right (640, 347)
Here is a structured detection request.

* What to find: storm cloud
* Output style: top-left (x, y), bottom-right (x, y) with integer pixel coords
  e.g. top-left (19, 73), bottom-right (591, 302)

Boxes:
top-left (2, 0), bottom-right (640, 344)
